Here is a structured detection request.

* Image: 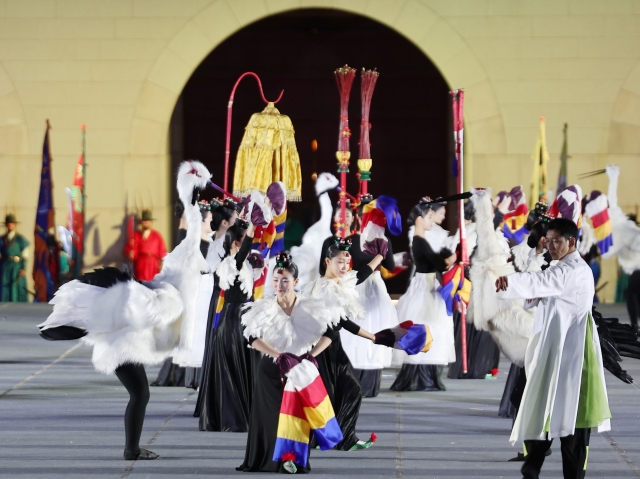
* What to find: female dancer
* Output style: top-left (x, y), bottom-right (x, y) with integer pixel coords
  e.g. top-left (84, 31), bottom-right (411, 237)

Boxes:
top-left (237, 252), bottom-right (334, 473)
top-left (194, 198), bottom-right (239, 417)
top-left (304, 238), bottom-right (386, 450)
top-left (38, 159), bottom-right (212, 460)
top-left (391, 199), bottom-right (456, 391)
top-left (199, 217), bottom-right (258, 432)
top-left (318, 200), bottom-right (396, 397)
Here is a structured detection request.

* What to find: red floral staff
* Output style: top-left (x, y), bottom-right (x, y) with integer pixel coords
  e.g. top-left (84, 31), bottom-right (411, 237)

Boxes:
top-left (450, 89), bottom-right (469, 374)
top-left (334, 65), bottom-right (357, 238)
top-left (358, 68), bottom-right (379, 199)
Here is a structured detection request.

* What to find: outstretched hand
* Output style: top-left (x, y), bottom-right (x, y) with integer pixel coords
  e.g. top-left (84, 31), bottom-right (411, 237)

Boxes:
top-left (495, 276), bottom-right (509, 292)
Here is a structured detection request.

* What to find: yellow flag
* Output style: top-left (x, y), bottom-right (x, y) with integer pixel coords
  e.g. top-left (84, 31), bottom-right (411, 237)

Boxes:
top-left (530, 116), bottom-right (550, 208)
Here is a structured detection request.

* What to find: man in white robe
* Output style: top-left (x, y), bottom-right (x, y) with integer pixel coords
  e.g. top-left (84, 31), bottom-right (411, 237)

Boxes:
top-left (496, 218), bottom-right (611, 479)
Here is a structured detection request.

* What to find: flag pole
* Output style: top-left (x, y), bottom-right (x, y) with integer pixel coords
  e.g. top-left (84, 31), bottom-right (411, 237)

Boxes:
top-left (450, 90), bottom-right (468, 375)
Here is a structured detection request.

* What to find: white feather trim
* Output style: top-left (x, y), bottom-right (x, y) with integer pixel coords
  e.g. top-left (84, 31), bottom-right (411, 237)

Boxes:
top-left (241, 295), bottom-right (333, 356)
top-left (215, 254), bottom-right (253, 295)
top-left (468, 188), bottom-right (534, 365)
top-left (301, 270), bottom-right (365, 324)
top-left (512, 238), bottom-right (532, 272)
top-left (41, 279), bottom-right (184, 374)
top-left (578, 219), bottom-right (597, 256)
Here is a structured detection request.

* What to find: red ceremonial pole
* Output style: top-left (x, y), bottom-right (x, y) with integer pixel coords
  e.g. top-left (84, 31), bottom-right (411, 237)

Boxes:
top-left (357, 68), bottom-right (378, 200)
top-left (450, 89), bottom-right (468, 374)
top-left (334, 65), bottom-right (357, 238)
top-left (223, 72), bottom-right (284, 195)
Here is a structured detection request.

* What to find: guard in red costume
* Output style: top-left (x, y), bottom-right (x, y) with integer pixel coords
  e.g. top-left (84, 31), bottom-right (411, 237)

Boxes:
top-left (124, 209), bottom-right (167, 281)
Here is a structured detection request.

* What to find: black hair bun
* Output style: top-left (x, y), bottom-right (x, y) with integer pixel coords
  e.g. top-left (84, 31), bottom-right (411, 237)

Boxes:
top-left (235, 217), bottom-right (249, 229)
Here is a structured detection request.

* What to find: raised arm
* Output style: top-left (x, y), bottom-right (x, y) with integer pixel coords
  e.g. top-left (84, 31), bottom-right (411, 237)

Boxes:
top-left (235, 231), bottom-right (254, 271)
top-left (497, 265), bottom-right (566, 300)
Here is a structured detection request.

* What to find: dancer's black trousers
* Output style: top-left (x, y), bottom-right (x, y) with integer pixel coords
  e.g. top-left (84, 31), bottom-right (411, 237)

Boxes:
top-left (522, 428), bottom-right (591, 479)
top-left (626, 270), bottom-right (640, 330)
top-left (114, 363), bottom-right (150, 454)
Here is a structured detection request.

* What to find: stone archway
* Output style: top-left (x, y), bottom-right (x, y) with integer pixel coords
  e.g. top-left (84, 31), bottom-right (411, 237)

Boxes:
top-left (128, 0), bottom-right (507, 188)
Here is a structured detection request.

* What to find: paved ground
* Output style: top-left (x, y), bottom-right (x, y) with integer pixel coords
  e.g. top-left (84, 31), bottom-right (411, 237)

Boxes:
top-left (0, 302), bottom-right (639, 479)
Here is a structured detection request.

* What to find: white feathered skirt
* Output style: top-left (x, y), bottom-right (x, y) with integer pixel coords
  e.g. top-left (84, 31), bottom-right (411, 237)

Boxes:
top-left (392, 272), bottom-right (455, 365)
top-left (340, 271), bottom-right (395, 369)
top-left (173, 273), bottom-right (214, 368)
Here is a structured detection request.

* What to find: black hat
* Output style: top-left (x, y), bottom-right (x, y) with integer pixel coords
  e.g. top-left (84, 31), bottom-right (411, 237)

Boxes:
top-left (140, 209), bottom-right (154, 221)
top-left (4, 213), bottom-right (18, 224)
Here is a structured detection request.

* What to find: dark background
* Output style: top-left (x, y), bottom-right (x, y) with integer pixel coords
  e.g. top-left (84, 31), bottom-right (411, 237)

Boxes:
top-left (170, 8), bottom-right (454, 293)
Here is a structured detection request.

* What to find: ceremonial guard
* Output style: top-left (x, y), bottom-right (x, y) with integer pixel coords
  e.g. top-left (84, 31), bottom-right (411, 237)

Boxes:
top-left (0, 214), bottom-right (30, 302)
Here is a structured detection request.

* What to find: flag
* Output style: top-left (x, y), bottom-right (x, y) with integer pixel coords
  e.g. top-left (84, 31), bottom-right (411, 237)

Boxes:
top-left (69, 145), bottom-right (84, 278)
top-left (557, 123), bottom-right (568, 195)
top-left (438, 264), bottom-right (471, 316)
top-left (530, 116), bottom-right (550, 207)
top-left (374, 321), bottom-right (433, 355)
top-left (502, 203), bottom-right (530, 244)
top-left (273, 360), bottom-right (343, 467)
top-left (584, 191), bottom-right (613, 255)
top-left (33, 124), bottom-right (57, 302)
top-left (380, 252), bottom-right (409, 279)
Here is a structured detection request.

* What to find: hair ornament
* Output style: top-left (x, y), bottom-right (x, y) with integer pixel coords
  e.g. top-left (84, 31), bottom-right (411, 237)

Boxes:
top-left (275, 251), bottom-right (293, 269)
top-left (334, 237), bottom-right (353, 254)
top-left (235, 217), bottom-right (250, 229)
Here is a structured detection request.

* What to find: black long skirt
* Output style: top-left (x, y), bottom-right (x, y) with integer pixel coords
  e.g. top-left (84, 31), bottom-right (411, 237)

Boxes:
top-left (448, 311), bottom-right (501, 380)
top-left (194, 284), bottom-right (220, 417)
top-left (315, 335), bottom-right (363, 451)
top-left (499, 363), bottom-right (523, 419)
top-left (237, 356), bottom-right (311, 473)
top-left (389, 364), bottom-right (445, 391)
top-left (150, 357), bottom-right (185, 387)
top-left (353, 369), bottom-right (381, 397)
top-left (198, 301), bottom-right (255, 432)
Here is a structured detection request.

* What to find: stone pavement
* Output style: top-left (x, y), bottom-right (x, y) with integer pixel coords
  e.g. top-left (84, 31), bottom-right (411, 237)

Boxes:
top-left (0, 302), bottom-right (638, 478)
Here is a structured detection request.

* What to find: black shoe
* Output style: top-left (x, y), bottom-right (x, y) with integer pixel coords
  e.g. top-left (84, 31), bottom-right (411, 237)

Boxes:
top-left (124, 448), bottom-right (159, 460)
top-left (508, 449), bottom-right (551, 462)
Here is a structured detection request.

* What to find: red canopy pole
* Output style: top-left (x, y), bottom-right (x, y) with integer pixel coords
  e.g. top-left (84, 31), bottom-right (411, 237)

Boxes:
top-left (334, 65), bottom-right (357, 238)
top-left (223, 72), bottom-right (284, 195)
top-left (450, 89), bottom-right (468, 374)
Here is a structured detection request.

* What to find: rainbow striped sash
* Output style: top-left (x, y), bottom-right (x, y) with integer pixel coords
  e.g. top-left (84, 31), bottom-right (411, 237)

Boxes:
top-left (213, 290), bottom-right (225, 329)
top-left (438, 264), bottom-right (471, 316)
top-left (584, 192), bottom-right (613, 255)
top-left (273, 360), bottom-right (343, 467)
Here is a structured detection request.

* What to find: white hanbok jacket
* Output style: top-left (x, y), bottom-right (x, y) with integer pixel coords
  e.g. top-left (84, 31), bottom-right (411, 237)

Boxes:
top-left (498, 250), bottom-right (611, 444)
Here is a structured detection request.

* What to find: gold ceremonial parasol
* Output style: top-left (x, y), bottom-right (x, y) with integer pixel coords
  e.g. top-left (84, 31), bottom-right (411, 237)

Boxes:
top-left (233, 102), bottom-right (302, 201)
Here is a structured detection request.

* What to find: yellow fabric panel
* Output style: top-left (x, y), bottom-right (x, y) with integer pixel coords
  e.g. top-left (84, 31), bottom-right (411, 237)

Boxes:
top-left (302, 395), bottom-right (335, 430)
top-left (233, 103), bottom-right (302, 201)
top-left (276, 413), bottom-right (310, 443)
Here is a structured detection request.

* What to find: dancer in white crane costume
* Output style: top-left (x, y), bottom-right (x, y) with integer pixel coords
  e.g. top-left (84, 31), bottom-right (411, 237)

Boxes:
top-left (38, 160), bottom-right (213, 460)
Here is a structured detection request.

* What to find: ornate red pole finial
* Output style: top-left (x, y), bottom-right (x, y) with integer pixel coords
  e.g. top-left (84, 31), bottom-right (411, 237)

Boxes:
top-left (358, 68), bottom-right (378, 200)
top-left (334, 65), bottom-right (357, 238)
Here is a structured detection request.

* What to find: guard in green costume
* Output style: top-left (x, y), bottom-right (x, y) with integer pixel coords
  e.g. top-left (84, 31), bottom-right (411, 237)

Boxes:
top-left (496, 218), bottom-right (611, 479)
top-left (0, 214), bottom-right (30, 302)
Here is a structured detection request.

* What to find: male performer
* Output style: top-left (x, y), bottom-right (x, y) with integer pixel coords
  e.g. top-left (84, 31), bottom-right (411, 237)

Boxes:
top-left (124, 209), bottom-right (167, 281)
top-left (495, 218), bottom-right (611, 479)
top-left (0, 214), bottom-right (30, 302)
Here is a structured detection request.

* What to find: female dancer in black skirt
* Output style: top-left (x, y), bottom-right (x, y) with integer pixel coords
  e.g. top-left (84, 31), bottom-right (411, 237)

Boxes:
top-left (303, 238), bottom-right (387, 451)
top-left (198, 217), bottom-right (258, 432)
top-left (237, 252), bottom-right (334, 473)
top-left (193, 198), bottom-right (239, 418)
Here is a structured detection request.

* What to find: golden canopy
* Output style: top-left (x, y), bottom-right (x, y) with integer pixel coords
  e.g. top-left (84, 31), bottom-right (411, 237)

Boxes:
top-left (233, 102), bottom-right (302, 201)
